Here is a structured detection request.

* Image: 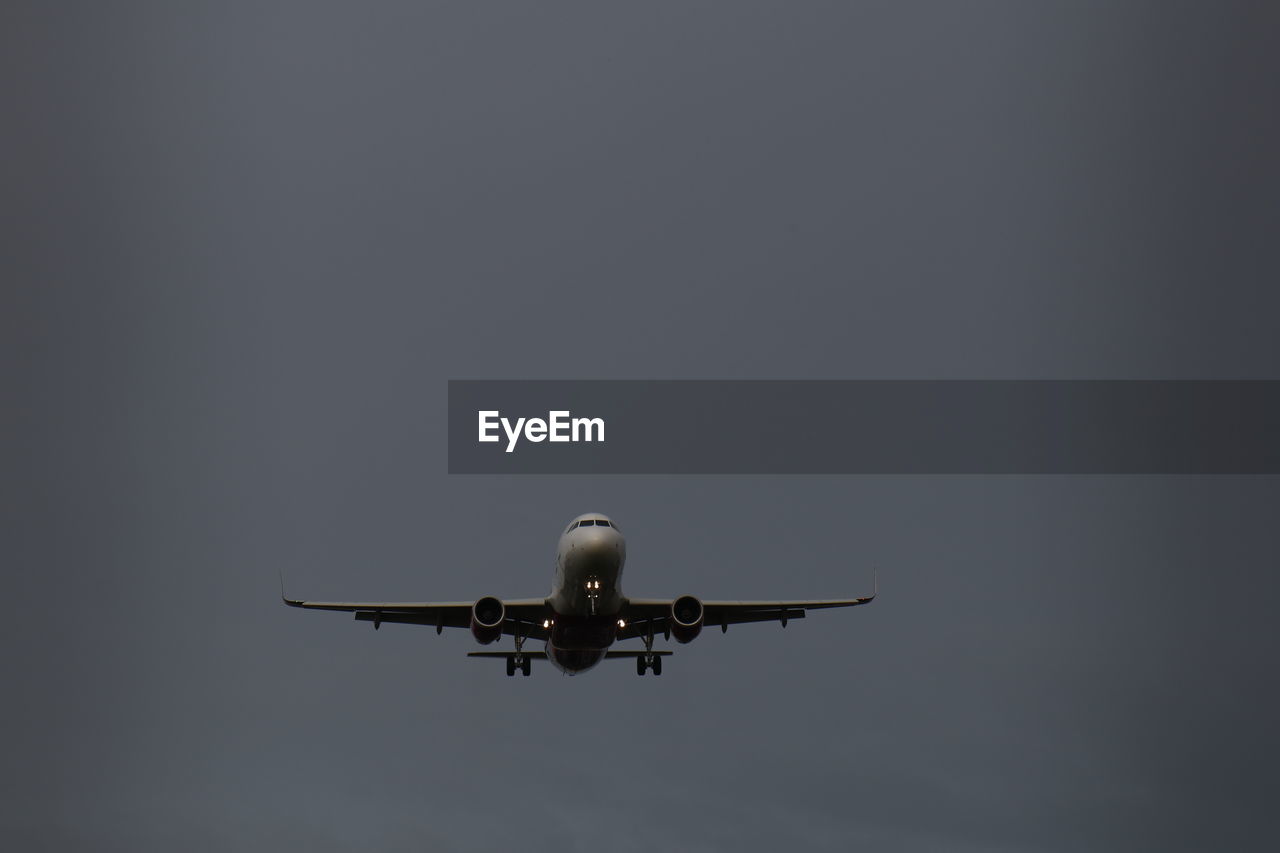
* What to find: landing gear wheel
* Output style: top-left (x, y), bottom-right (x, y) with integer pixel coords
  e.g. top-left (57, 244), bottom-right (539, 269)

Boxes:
top-left (636, 656), bottom-right (647, 676)
top-left (652, 655), bottom-right (662, 676)
top-left (521, 656), bottom-right (531, 677)
top-left (505, 656), bottom-right (515, 677)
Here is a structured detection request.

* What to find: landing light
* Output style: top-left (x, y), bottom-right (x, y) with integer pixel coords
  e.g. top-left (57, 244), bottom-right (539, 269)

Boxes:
top-left (542, 619), bottom-right (550, 628)
top-left (617, 619), bottom-right (626, 628)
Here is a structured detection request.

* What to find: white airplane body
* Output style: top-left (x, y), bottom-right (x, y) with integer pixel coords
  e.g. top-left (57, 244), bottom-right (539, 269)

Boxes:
top-left (284, 513), bottom-right (875, 676)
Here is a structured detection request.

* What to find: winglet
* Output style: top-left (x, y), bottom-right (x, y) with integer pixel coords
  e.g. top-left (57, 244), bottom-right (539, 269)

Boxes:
top-left (279, 570), bottom-right (302, 607)
top-left (861, 566), bottom-right (877, 604)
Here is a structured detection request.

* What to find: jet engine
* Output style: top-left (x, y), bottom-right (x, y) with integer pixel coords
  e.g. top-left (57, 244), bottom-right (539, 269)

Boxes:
top-left (470, 596), bottom-right (505, 644)
top-left (669, 594), bottom-right (704, 643)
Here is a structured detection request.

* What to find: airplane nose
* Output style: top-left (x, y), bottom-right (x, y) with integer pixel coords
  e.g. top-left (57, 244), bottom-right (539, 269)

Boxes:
top-left (572, 530), bottom-right (622, 570)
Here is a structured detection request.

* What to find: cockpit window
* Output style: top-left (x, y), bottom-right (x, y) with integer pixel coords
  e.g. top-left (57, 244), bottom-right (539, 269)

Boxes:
top-left (568, 518), bottom-right (619, 531)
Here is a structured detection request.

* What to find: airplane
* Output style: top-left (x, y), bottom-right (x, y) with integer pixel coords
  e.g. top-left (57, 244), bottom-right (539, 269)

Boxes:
top-left (282, 513), bottom-right (875, 676)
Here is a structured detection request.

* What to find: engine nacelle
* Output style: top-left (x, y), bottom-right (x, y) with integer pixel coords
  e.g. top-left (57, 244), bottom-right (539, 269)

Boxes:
top-left (470, 596), bottom-right (505, 644)
top-left (669, 594), bottom-right (704, 644)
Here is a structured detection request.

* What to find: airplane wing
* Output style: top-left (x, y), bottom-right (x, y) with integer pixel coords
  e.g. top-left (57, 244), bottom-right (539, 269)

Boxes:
top-left (616, 577), bottom-right (874, 641)
top-left (466, 650), bottom-right (673, 660)
top-left (282, 593), bottom-right (551, 640)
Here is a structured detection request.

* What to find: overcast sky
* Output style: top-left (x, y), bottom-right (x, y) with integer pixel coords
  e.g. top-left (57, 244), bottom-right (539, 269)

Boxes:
top-left (5, 2), bottom-right (1279, 850)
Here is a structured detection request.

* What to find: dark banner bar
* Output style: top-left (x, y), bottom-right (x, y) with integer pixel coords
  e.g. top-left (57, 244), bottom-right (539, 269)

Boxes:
top-left (447, 381), bottom-right (1280, 474)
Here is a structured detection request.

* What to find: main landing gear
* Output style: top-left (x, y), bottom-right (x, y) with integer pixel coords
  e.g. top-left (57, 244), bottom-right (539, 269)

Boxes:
top-left (636, 653), bottom-right (662, 676)
top-left (506, 655), bottom-right (531, 677)
top-left (506, 631), bottom-right (532, 677)
top-left (636, 622), bottom-right (662, 675)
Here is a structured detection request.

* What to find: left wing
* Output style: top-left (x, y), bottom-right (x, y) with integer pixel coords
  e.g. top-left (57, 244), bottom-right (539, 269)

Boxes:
top-left (617, 575), bottom-right (875, 640)
top-left (282, 594), bottom-right (551, 640)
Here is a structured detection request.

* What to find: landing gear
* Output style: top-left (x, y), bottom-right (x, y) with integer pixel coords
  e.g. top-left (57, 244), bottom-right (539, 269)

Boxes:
top-left (636, 623), bottom-right (662, 675)
top-left (506, 630), bottom-right (532, 677)
top-left (636, 653), bottom-right (663, 676)
top-left (505, 653), bottom-right (532, 676)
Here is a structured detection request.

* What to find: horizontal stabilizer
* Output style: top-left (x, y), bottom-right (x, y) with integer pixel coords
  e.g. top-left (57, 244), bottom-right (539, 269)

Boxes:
top-left (466, 650), bottom-right (672, 660)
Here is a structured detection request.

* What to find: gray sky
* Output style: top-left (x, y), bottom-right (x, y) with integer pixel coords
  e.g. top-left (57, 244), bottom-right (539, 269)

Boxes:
top-left (5, 2), bottom-right (1279, 850)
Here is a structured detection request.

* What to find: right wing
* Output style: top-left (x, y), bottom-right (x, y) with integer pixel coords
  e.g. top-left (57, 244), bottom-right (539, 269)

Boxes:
top-left (282, 593), bottom-right (551, 640)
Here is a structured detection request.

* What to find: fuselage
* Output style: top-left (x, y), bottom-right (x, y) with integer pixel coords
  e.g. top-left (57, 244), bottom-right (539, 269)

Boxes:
top-left (546, 513), bottom-right (627, 674)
